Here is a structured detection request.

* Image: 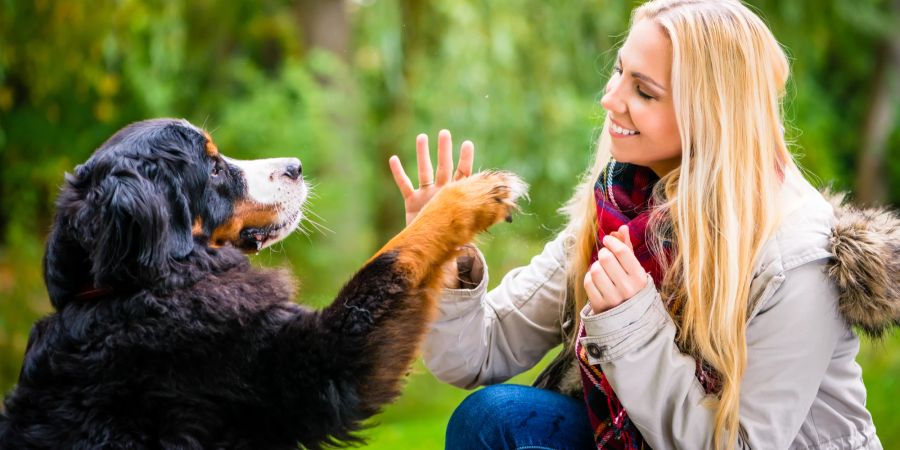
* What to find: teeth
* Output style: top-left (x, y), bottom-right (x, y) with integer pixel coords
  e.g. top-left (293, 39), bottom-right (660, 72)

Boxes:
top-left (611, 122), bottom-right (639, 135)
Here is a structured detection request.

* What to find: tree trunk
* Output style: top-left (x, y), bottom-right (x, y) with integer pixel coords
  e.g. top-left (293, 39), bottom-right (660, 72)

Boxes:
top-left (854, 3), bottom-right (900, 205)
top-left (294, 0), bottom-right (371, 264)
top-left (295, 0), bottom-right (349, 60)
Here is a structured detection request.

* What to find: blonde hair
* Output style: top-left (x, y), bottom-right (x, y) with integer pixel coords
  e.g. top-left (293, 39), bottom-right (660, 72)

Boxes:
top-left (561, 1), bottom-right (794, 447)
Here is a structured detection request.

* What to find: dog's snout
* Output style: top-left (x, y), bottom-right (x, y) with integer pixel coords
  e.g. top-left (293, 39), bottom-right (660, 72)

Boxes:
top-left (282, 160), bottom-right (302, 180)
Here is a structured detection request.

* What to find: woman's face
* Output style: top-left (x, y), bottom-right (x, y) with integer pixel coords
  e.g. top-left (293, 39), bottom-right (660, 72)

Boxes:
top-left (600, 19), bottom-right (682, 176)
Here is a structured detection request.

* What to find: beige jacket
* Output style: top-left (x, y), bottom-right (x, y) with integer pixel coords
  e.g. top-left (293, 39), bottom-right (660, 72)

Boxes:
top-left (423, 172), bottom-right (898, 449)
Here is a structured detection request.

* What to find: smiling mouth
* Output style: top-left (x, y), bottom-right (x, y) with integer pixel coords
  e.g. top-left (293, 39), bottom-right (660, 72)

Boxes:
top-left (610, 120), bottom-right (640, 136)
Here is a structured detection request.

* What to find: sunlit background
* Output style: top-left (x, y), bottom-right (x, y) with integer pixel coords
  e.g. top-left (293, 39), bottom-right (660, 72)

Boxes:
top-left (1, 0), bottom-right (898, 448)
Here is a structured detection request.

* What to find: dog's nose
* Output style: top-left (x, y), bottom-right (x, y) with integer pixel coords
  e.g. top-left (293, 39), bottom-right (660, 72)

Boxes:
top-left (282, 160), bottom-right (302, 180)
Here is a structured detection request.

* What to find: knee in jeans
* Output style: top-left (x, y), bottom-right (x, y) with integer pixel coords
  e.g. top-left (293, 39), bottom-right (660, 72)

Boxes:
top-left (451, 385), bottom-right (523, 423)
top-left (447, 385), bottom-right (525, 448)
top-left (447, 384), bottom-right (592, 450)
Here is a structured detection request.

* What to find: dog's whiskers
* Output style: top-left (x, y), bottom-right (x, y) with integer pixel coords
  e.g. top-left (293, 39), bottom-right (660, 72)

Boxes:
top-left (267, 241), bottom-right (285, 254)
top-left (295, 189), bottom-right (334, 236)
top-left (302, 210), bottom-right (333, 235)
top-left (292, 222), bottom-right (315, 243)
top-left (305, 187), bottom-right (322, 200)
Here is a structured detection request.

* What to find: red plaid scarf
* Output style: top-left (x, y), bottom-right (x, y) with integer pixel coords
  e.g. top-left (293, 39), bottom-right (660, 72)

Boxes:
top-left (575, 161), bottom-right (720, 449)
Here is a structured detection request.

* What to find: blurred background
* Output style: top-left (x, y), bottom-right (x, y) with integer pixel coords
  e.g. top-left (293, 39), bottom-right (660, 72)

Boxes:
top-left (1, 0), bottom-right (898, 448)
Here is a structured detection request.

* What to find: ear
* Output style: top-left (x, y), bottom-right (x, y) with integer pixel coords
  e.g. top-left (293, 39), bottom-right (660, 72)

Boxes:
top-left (80, 169), bottom-right (193, 287)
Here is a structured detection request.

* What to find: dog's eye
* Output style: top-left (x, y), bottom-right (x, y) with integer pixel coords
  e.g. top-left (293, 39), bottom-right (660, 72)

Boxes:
top-left (212, 162), bottom-right (223, 177)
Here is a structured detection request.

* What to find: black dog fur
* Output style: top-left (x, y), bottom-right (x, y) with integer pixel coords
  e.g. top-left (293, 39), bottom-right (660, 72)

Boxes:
top-left (0, 119), bottom-right (523, 449)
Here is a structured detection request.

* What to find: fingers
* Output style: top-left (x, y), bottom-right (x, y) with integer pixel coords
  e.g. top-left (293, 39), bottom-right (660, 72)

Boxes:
top-left (609, 227), bottom-right (633, 251)
top-left (410, 130), bottom-right (474, 187)
top-left (602, 233), bottom-right (644, 276)
top-left (583, 270), bottom-right (605, 312)
top-left (435, 129), bottom-right (453, 186)
top-left (590, 261), bottom-right (621, 305)
top-left (585, 226), bottom-right (649, 314)
top-left (416, 134), bottom-right (435, 188)
top-left (597, 247), bottom-right (630, 291)
top-left (455, 140), bottom-right (475, 181)
top-left (389, 155), bottom-right (415, 199)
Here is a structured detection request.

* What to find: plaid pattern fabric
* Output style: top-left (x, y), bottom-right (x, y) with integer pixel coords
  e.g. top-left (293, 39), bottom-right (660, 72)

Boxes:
top-left (592, 161), bottom-right (663, 285)
top-left (575, 161), bottom-right (720, 449)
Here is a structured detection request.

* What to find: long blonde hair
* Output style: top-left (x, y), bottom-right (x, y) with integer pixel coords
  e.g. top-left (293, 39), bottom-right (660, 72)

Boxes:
top-left (562, 1), bottom-right (793, 447)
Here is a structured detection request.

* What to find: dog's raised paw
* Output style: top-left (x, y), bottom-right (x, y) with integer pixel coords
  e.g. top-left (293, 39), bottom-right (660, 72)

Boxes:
top-left (426, 170), bottom-right (528, 238)
top-left (474, 170), bottom-right (528, 219)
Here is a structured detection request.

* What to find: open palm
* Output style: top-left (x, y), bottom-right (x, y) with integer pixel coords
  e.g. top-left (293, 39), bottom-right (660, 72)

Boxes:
top-left (389, 129), bottom-right (476, 226)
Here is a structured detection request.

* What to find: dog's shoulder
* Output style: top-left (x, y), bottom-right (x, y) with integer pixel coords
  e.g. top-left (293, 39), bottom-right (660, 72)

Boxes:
top-left (148, 246), bottom-right (302, 320)
top-left (26, 250), bottom-right (302, 375)
top-left (189, 260), bottom-right (299, 310)
top-left (140, 254), bottom-right (303, 343)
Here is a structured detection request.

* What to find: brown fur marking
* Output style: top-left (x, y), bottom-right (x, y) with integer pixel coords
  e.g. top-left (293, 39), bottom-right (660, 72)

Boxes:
top-left (192, 217), bottom-right (203, 236)
top-left (209, 201), bottom-right (280, 247)
top-left (203, 131), bottom-right (219, 157)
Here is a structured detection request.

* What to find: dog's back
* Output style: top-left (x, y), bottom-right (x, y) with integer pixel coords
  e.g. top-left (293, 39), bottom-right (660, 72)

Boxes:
top-left (1, 251), bottom-right (320, 449)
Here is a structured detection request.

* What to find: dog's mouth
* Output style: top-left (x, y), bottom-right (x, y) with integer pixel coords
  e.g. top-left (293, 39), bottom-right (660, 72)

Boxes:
top-left (237, 226), bottom-right (282, 252)
top-left (235, 212), bottom-right (300, 252)
top-left (236, 209), bottom-right (303, 252)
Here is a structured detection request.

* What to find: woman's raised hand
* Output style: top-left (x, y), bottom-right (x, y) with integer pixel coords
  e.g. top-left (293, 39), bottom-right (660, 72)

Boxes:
top-left (583, 225), bottom-right (648, 314)
top-left (389, 129), bottom-right (475, 226)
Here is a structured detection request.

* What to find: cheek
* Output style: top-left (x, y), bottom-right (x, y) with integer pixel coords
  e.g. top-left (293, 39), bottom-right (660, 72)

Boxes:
top-left (637, 104), bottom-right (680, 150)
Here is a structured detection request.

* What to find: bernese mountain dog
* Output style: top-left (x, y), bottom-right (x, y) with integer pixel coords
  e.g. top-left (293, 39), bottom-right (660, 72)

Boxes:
top-left (0, 118), bottom-right (525, 449)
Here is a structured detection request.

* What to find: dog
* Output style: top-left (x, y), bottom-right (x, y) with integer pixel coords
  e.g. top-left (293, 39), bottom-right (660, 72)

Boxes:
top-left (0, 118), bottom-right (525, 449)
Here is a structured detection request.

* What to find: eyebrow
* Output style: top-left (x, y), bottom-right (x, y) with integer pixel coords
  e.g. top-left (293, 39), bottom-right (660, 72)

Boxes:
top-left (617, 53), bottom-right (667, 92)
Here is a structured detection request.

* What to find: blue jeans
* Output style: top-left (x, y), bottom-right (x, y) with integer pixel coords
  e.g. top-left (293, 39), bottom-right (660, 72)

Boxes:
top-left (446, 384), bottom-right (594, 450)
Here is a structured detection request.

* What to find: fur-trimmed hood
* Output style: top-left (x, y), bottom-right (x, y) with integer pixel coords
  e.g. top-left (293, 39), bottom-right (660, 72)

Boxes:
top-left (826, 193), bottom-right (900, 338)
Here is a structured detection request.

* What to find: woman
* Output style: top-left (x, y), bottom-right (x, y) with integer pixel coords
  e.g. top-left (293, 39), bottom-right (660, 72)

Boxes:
top-left (388, 0), bottom-right (896, 448)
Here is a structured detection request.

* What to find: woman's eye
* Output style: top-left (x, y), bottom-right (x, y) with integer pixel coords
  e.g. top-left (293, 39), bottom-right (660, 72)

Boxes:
top-left (613, 65), bottom-right (623, 75)
top-left (636, 87), bottom-right (654, 100)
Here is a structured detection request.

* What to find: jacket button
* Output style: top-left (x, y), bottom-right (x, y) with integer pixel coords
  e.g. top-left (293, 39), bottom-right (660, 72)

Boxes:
top-left (586, 343), bottom-right (606, 359)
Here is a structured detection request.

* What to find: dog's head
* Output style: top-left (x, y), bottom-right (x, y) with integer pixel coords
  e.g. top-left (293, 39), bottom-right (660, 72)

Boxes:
top-left (45, 118), bottom-right (306, 303)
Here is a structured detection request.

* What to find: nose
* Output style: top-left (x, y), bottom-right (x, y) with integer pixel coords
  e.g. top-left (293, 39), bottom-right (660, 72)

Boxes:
top-left (600, 79), bottom-right (627, 115)
top-left (282, 159), bottom-right (302, 180)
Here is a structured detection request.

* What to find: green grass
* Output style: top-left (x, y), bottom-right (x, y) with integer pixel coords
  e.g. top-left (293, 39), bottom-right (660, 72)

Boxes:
top-left (858, 333), bottom-right (900, 446)
top-left (360, 351), bottom-right (561, 449)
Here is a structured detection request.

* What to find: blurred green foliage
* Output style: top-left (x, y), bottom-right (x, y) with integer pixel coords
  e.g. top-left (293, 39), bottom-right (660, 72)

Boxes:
top-left (1, 0), bottom-right (897, 447)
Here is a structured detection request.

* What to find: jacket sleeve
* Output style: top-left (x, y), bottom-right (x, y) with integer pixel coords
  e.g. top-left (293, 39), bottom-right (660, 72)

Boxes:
top-left (578, 258), bottom-right (845, 449)
top-left (422, 232), bottom-right (573, 389)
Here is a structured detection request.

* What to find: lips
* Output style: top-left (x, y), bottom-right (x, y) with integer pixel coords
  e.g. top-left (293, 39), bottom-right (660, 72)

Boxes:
top-left (238, 225), bottom-right (280, 251)
top-left (610, 119), bottom-right (640, 136)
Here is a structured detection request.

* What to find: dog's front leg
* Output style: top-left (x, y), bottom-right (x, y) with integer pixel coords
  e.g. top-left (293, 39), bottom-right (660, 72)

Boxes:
top-left (332, 170), bottom-right (525, 402)
top-left (287, 171), bottom-right (526, 446)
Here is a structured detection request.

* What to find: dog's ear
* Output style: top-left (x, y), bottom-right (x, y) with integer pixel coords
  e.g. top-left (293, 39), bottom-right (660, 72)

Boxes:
top-left (79, 168), bottom-right (193, 287)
